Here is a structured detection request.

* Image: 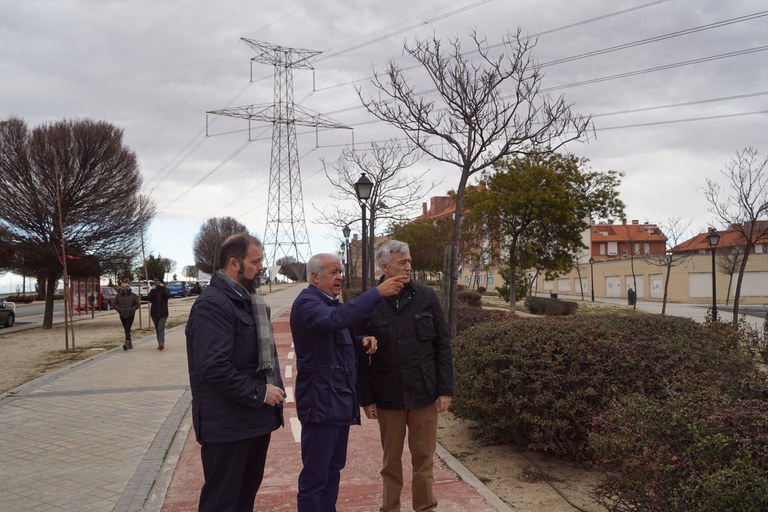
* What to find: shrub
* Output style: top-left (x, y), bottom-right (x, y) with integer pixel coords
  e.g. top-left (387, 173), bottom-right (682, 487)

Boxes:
top-left (477, 286), bottom-right (487, 294)
top-left (4, 294), bottom-right (34, 303)
top-left (453, 313), bottom-right (768, 510)
top-left (457, 290), bottom-right (482, 307)
top-left (453, 314), bottom-right (761, 457)
top-left (592, 391), bottom-right (768, 512)
top-left (456, 304), bottom-right (511, 333)
top-left (524, 296), bottom-right (578, 316)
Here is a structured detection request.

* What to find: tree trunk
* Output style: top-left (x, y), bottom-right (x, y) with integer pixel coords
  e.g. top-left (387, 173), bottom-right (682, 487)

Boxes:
top-left (507, 245), bottom-right (518, 314)
top-left (446, 172), bottom-right (470, 341)
top-left (661, 261), bottom-right (672, 316)
top-left (731, 246), bottom-right (752, 323)
top-left (42, 272), bottom-right (57, 329)
top-left (725, 273), bottom-right (734, 306)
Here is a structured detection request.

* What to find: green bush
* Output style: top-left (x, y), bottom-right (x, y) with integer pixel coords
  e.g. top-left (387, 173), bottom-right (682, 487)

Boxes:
top-left (458, 290), bottom-right (482, 307)
top-left (456, 304), bottom-right (511, 333)
top-left (524, 296), bottom-right (578, 315)
top-left (4, 294), bottom-right (34, 303)
top-left (591, 391), bottom-right (768, 512)
top-left (453, 314), bottom-right (761, 456)
top-left (453, 313), bottom-right (768, 510)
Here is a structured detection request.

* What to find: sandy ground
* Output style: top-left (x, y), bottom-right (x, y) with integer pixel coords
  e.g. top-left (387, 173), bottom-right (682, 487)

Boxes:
top-left (0, 289), bottom-right (606, 511)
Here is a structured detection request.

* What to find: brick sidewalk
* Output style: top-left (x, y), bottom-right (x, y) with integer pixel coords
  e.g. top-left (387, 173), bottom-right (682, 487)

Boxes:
top-left (159, 310), bottom-right (510, 511)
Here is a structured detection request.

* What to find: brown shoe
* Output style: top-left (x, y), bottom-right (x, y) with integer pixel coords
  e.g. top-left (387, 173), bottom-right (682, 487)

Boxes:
top-left (157, 345), bottom-right (164, 351)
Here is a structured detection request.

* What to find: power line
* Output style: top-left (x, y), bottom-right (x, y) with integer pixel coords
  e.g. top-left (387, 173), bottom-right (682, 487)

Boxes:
top-left (314, 0), bottom-right (675, 93)
top-left (542, 45), bottom-right (768, 92)
top-left (596, 108), bottom-right (768, 131)
top-left (315, 0), bottom-right (497, 62)
top-left (541, 10), bottom-right (768, 68)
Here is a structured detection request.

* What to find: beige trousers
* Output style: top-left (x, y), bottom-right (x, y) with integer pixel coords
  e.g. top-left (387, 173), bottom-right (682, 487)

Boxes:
top-left (376, 404), bottom-right (438, 512)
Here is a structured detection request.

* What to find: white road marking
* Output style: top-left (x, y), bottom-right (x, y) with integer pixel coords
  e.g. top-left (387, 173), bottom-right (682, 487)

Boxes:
top-left (288, 351), bottom-right (295, 359)
top-left (285, 386), bottom-right (294, 403)
top-left (290, 417), bottom-right (302, 442)
top-left (285, 365), bottom-right (293, 379)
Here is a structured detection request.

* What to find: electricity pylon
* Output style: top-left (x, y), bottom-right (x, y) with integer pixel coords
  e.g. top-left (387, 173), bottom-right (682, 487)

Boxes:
top-left (207, 38), bottom-right (351, 269)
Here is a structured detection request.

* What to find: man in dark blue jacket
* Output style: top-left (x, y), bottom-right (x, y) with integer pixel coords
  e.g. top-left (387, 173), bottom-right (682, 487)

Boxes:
top-left (291, 253), bottom-right (407, 511)
top-left (186, 234), bottom-right (286, 512)
top-left (360, 240), bottom-right (453, 512)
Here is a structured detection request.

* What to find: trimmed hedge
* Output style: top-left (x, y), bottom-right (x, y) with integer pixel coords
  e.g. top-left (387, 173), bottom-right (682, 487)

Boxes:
top-left (3, 294), bottom-right (34, 303)
top-left (458, 290), bottom-right (482, 307)
top-left (457, 304), bottom-right (511, 333)
top-left (453, 313), bottom-right (768, 510)
top-left (524, 295), bottom-right (578, 315)
top-left (453, 314), bottom-right (762, 455)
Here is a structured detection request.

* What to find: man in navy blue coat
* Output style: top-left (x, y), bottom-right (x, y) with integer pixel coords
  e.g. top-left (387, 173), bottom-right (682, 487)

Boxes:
top-left (291, 253), bottom-right (407, 511)
top-left (186, 234), bottom-right (286, 512)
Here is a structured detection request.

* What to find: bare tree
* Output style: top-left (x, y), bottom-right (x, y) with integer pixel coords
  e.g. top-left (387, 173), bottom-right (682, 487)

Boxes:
top-left (717, 248), bottom-right (744, 306)
top-left (183, 265), bottom-right (199, 279)
top-left (358, 30), bottom-right (591, 337)
top-left (647, 218), bottom-right (692, 316)
top-left (704, 147), bottom-right (768, 323)
top-left (192, 217), bottom-right (249, 274)
top-left (316, 140), bottom-right (429, 285)
top-left (0, 117), bottom-right (152, 328)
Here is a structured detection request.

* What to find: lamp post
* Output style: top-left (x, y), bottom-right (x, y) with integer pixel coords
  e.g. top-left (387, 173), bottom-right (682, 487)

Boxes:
top-left (706, 228), bottom-right (721, 322)
top-left (588, 257), bottom-right (595, 302)
top-left (354, 173), bottom-right (373, 291)
top-left (342, 224), bottom-right (351, 289)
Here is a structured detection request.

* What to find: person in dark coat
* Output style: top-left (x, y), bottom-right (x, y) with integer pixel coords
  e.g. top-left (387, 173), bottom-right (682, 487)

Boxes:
top-left (290, 253), bottom-right (407, 512)
top-left (147, 278), bottom-right (171, 351)
top-left (114, 281), bottom-right (140, 350)
top-left (360, 240), bottom-right (453, 512)
top-left (185, 234), bottom-right (286, 512)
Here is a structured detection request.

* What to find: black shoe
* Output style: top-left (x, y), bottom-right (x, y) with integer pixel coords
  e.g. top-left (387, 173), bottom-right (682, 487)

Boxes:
top-left (157, 345), bottom-right (164, 351)
top-left (123, 343), bottom-right (128, 351)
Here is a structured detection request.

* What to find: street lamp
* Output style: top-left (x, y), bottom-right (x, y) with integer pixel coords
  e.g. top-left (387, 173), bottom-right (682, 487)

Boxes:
top-left (706, 228), bottom-right (721, 322)
top-left (354, 173), bottom-right (373, 291)
top-left (342, 224), bottom-right (351, 289)
top-left (588, 257), bottom-right (595, 302)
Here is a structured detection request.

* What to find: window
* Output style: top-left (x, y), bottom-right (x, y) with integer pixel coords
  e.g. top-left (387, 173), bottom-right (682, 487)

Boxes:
top-left (600, 244), bottom-right (606, 255)
top-left (465, 276), bottom-right (471, 286)
top-left (486, 275), bottom-right (495, 285)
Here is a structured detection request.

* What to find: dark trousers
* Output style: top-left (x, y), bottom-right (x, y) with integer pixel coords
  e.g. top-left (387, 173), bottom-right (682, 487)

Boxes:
top-left (297, 422), bottom-right (350, 512)
top-left (120, 315), bottom-right (135, 341)
top-left (152, 316), bottom-right (167, 346)
top-left (199, 434), bottom-right (271, 512)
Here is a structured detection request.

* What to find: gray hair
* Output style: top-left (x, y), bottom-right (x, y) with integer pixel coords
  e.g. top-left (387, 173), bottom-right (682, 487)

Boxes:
top-left (306, 253), bottom-right (340, 279)
top-left (376, 240), bottom-right (410, 268)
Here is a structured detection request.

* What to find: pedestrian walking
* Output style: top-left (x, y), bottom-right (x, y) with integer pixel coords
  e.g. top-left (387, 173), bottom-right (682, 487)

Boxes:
top-left (115, 281), bottom-right (140, 350)
top-left (147, 278), bottom-right (171, 351)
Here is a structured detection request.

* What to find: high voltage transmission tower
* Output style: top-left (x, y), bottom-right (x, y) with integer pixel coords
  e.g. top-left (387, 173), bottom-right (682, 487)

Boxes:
top-left (207, 38), bottom-right (351, 271)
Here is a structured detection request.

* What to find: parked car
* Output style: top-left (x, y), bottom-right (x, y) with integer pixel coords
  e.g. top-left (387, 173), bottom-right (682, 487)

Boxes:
top-left (129, 280), bottom-right (153, 301)
top-left (166, 281), bottom-right (189, 298)
top-left (189, 281), bottom-right (203, 295)
top-left (96, 286), bottom-right (119, 310)
top-left (0, 299), bottom-right (16, 328)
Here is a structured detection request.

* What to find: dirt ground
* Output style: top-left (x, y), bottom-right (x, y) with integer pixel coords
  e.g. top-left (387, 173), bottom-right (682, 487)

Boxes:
top-left (0, 289), bottom-right (607, 511)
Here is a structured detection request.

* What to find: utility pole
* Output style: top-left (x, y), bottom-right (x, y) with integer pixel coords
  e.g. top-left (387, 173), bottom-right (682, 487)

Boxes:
top-left (207, 38), bottom-right (351, 270)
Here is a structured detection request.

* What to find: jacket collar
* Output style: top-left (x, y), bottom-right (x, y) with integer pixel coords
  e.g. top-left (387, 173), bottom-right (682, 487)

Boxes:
top-left (306, 284), bottom-right (340, 305)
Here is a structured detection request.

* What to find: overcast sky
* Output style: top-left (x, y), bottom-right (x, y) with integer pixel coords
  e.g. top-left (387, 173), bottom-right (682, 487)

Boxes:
top-left (2, 0), bottom-right (767, 289)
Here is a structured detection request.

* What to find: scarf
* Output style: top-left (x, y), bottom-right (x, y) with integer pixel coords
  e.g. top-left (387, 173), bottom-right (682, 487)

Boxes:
top-left (216, 271), bottom-right (276, 384)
